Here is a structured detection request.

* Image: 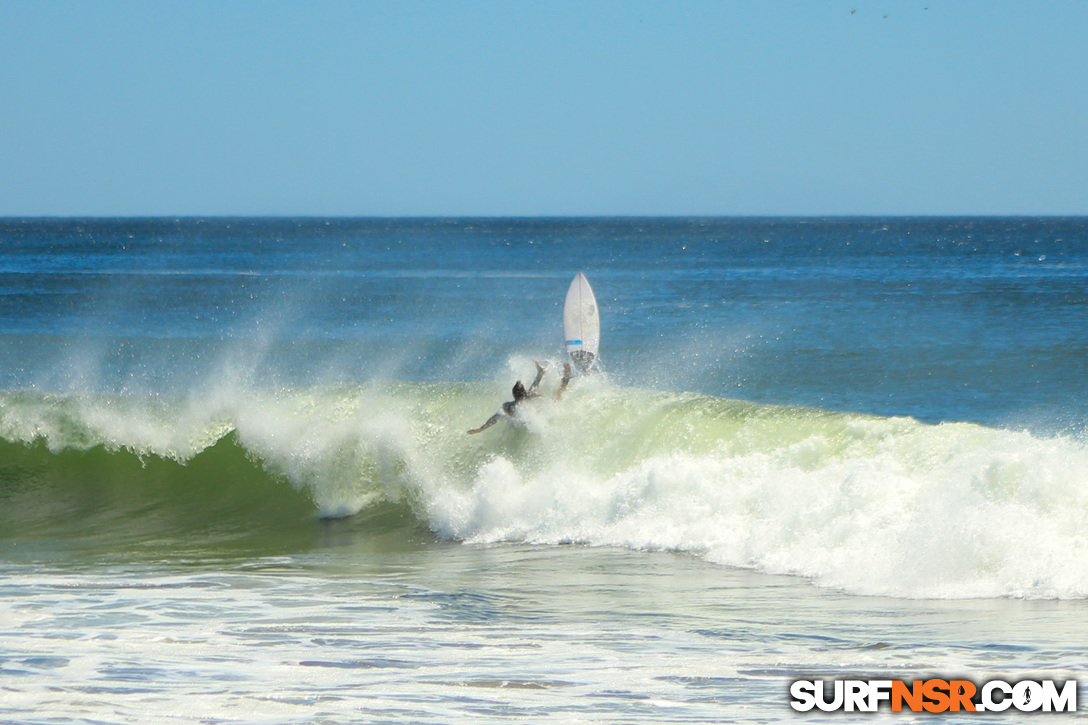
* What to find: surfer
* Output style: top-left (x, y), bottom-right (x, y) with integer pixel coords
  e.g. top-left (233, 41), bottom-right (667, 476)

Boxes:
top-left (467, 360), bottom-right (570, 434)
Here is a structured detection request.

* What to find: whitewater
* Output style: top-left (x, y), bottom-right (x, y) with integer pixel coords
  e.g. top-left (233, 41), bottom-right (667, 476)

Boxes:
top-left (5, 374), bottom-right (1088, 601)
top-left (3, 217), bottom-right (1088, 723)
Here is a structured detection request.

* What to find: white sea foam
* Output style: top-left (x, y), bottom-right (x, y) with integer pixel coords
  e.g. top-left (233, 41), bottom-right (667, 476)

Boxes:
top-left (3, 376), bottom-right (1087, 600)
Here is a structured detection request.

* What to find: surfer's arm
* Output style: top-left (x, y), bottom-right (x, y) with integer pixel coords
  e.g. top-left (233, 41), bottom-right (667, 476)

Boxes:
top-left (555, 363), bottom-right (571, 400)
top-left (527, 358), bottom-right (547, 395)
top-left (467, 412), bottom-right (501, 435)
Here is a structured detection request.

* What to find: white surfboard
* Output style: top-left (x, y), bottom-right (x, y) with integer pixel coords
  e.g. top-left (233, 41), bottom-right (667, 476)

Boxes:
top-left (563, 272), bottom-right (600, 372)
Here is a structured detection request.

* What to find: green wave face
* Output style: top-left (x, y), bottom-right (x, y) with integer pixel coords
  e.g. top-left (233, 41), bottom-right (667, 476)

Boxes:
top-left (2, 379), bottom-right (1087, 599)
top-left (0, 434), bottom-right (313, 559)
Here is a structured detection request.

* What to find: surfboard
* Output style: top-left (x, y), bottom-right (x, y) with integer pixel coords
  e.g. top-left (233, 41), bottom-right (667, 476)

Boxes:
top-left (563, 272), bottom-right (600, 372)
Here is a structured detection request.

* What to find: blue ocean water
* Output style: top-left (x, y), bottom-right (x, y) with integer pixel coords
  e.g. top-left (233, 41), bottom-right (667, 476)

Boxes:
top-left (2, 217), bottom-right (1088, 723)
top-left (3, 217), bottom-right (1086, 425)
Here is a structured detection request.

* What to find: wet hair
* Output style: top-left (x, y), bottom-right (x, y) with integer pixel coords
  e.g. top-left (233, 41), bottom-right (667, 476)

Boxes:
top-left (512, 381), bottom-right (528, 400)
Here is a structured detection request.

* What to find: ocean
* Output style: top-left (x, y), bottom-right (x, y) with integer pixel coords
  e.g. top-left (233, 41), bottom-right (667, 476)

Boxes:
top-left (2, 217), bottom-right (1087, 722)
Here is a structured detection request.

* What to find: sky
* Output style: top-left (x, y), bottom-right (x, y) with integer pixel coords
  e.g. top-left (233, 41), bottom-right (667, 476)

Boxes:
top-left (1, 1), bottom-right (1086, 217)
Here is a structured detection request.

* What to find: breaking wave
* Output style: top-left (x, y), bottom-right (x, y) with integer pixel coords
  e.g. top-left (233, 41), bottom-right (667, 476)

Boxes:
top-left (2, 371), bottom-right (1087, 599)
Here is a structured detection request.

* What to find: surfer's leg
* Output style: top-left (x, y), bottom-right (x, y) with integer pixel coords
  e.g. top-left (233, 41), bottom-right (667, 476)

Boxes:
top-left (467, 412), bottom-right (501, 435)
top-left (528, 358), bottom-right (547, 395)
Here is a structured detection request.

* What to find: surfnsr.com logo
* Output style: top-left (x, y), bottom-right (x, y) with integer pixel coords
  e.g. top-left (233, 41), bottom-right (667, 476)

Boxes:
top-left (789, 679), bottom-right (1078, 713)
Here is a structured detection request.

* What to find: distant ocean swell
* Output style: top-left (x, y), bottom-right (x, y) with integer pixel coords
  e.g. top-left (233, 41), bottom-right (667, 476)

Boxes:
top-left (2, 372), bottom-right (1087, 600)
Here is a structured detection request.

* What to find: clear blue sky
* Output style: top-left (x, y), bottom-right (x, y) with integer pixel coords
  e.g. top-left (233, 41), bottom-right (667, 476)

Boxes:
top-left (2, 1), bottom-right (1086, 216)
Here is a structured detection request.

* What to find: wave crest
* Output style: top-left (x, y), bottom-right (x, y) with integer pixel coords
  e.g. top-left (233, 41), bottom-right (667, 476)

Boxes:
top-left (2, 380), bottom-right (1087, 599)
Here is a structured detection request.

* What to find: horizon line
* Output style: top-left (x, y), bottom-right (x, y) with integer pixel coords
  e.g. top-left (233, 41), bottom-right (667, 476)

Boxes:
top-left (3, 213), bottom-right (1087, 221)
